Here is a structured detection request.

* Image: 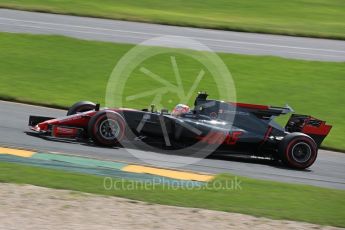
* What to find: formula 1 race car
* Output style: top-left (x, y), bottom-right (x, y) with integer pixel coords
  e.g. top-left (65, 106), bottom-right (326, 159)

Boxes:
top-left (28, 92), bottom-right (332, 169)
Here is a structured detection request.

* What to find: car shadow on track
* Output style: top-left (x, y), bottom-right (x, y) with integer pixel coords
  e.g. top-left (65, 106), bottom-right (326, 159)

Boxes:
top-left (25, 131), bottom-right (310, 171)
top-left (209, 154), bottom-right (312, 172)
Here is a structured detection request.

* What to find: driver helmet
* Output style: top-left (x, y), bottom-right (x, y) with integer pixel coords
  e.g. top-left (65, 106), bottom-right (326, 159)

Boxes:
top-left (172, 104), bottom-right (190, 117)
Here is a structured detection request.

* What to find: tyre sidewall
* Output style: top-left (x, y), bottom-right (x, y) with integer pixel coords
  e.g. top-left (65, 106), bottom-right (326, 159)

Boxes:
top-left (279, 133), bottom-right (317, 169)
top-left (88, 111), bottom-right (125, 146)
top-left (67, 101), bottom-right (96, 116)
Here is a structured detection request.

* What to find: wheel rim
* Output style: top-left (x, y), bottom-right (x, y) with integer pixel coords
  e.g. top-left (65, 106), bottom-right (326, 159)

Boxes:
top-left (99, 119), bottom-right (121, 140)
top-left (291, 142), bottom-right (312, 163)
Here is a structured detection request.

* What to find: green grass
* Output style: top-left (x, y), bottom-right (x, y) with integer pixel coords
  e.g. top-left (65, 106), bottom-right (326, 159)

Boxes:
top-left (1, 32), bottom-right (344, 150)
top-left (0, 161), bottom-right (344, 227)
top-left (1, 0), bottom-right (345, 39)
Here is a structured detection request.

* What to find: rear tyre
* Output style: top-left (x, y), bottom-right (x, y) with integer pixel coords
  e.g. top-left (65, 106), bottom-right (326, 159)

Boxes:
top-left (67, 101), bottom-right (96, 116)
top-left (278, 133), bottom-right (317, 169)
top-left (88, 111), bottom-right (125, 147)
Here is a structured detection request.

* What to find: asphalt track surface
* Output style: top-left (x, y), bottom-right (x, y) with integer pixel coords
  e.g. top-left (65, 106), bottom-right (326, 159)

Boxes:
top-left (0, 9), bottom-right (345, 61)
top-left (1, 101), bottom-right (344, 189)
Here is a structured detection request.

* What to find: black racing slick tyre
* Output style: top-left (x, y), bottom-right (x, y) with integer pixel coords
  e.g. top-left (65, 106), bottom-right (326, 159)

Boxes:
top-left (88, 111), bottom-right (126, 147)
top-left (67, 101), bottom-right (96, 116)
top-left (278, 133), bottom-right (318, 169)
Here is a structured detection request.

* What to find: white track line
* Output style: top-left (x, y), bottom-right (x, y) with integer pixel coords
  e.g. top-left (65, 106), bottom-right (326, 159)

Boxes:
top-left (1, 17), bottom-right (345, 54)
top-left (1, 22), bottom-right (345, 59)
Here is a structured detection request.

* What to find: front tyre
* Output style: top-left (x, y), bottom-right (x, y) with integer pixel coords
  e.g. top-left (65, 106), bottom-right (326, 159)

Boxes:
top-left (67, 101), bottom-right (96, 116)
top-left (88, 111), bottom-right (126, 147)
top-left (278, 133), bottom-right (317, 169)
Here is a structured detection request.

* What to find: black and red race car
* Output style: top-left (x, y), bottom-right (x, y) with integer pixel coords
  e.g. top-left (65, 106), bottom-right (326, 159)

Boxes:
top-left (28, 92), bottom-right (332, 169)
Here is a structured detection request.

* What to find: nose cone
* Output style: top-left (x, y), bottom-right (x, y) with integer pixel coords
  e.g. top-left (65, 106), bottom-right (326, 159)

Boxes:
top-left (30, 125), bottom-right (41, 132)
top-left (35, 119), bottom-right (56, 132)
top-left (37, 122), bottom-right (48, 131)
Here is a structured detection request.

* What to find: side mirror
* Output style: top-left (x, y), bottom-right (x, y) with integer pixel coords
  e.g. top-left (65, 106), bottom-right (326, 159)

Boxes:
top-left (95, 103), bottom-right (100, 111)
top-left (161, 108), bottom-right (168, 114)
top-left (150, 104), bottom-right (155, 113)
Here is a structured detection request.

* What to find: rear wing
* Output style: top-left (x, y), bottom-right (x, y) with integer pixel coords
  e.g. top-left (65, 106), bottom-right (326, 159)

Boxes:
top-left (285, 114), bottom-right (332, 147)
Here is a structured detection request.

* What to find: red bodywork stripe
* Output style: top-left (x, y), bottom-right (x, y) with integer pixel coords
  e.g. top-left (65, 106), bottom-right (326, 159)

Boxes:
top-left (230, 102), bottom-right (269, 110)
top-left (263, 126), bottom-right (273, 142)
top-left (259, 126), bottom-right (272, 147)
top-left (302, 124), bottom-right (332, 136)
top-left (52, 126), bottom-right (78, 138)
